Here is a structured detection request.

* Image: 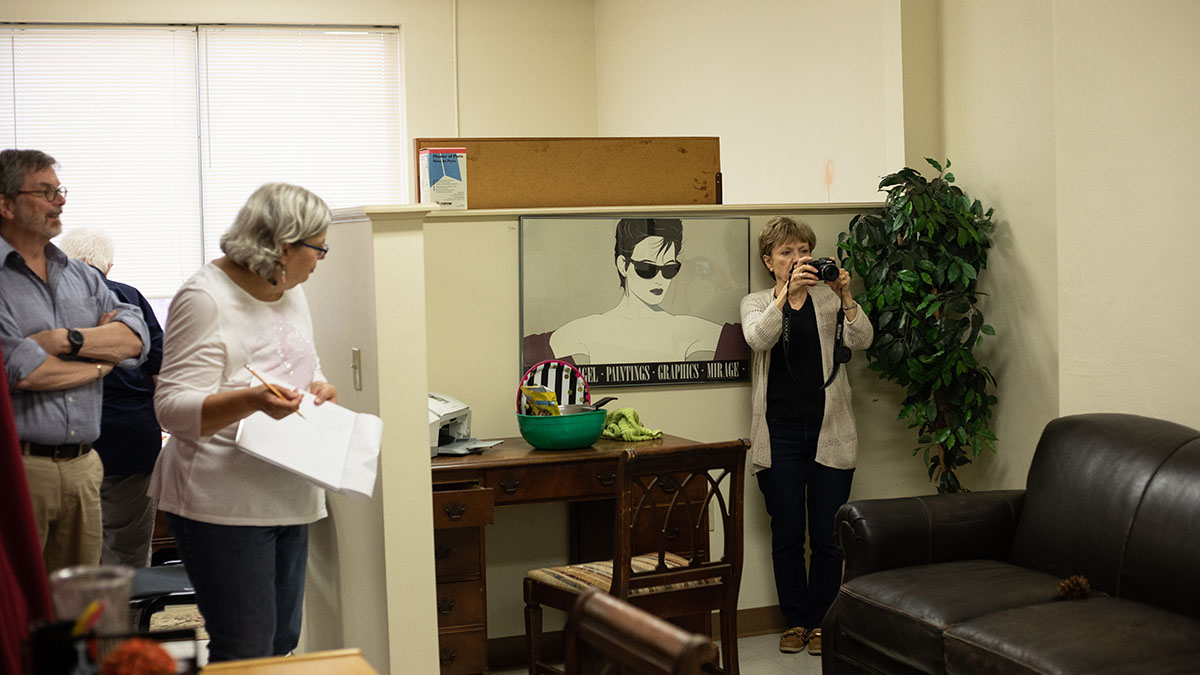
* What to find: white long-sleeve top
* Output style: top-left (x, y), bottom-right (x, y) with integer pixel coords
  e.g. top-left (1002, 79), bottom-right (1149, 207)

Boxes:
top-left (739, 285), bottom-right (873, 474)
top-left (150, 263), bottom-right (328, 526)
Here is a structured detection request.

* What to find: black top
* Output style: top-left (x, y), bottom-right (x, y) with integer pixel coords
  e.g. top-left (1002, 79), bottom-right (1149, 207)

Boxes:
top-left (93, 268), bottom-right (164, 476)
top-left (766, 295), bottom-right (825, 424)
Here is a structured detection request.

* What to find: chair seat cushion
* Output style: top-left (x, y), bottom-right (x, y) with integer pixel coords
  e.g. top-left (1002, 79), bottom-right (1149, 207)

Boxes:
top-left (527, 552), bottom-right (717, 596)
top-left (834, 559), bottom-right (1070, 673)
top-left (130, 564), bottom-right (193, 600)
top-left (945, 597), bottom-right (1200, 674)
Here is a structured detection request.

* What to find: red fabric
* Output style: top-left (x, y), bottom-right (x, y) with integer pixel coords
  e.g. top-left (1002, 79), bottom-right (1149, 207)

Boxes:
top-left (0, 345), bottom-right (53, 675)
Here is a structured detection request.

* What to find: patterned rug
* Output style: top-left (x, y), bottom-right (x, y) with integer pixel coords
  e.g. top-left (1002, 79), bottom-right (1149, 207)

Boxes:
top-left (150, 605), bottom-right (208, 640)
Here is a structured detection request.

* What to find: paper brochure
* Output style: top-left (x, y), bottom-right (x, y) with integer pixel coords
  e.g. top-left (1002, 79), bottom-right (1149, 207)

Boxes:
top-left (419, 147), bottom-right (467, 209)
top-left (235, 392), bottom-right (383, 499)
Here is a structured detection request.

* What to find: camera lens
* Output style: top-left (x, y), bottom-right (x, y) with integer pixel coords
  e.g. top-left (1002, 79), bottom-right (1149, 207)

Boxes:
top-left (814, 258), bottom-right (839, 281)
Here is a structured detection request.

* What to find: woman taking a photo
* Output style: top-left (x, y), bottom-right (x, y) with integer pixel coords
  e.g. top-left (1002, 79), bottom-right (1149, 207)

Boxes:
top-left (150, 183), bottom-right (336, 662)
top-left (740, 216), bottom-right (873, 657)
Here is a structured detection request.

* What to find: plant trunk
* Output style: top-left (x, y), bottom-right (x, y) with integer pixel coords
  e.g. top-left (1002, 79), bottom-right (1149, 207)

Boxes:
top-left (932, 389), bottom-right (961, 494)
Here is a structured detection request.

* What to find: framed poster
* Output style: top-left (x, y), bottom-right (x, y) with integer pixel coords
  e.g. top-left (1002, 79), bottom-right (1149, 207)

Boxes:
top-left (520, 215), bottom-right (750, 387)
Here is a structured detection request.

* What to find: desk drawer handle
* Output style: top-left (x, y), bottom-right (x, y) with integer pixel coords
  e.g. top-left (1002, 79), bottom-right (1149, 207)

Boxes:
top-left (440, 648), bottom-right (457, 665)
top-left (435, 544), bottom-right (452, 560)
top-left (444, 502), bottom-right (466, 521)
top-left (499, 477), bottom-right (521, 494)
top-left (596, 472), bottom-right (616, 487)
top-left (437, 597), bottom-right (456, 614)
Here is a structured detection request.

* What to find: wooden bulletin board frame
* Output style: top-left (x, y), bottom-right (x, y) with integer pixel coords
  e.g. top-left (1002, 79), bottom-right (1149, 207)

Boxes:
top-left (414, 137), bottom-right (721, 209)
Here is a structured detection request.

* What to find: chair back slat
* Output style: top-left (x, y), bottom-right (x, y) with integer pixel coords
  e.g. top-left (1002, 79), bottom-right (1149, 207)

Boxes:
top-left (610, 441), bottom-right (748, 609)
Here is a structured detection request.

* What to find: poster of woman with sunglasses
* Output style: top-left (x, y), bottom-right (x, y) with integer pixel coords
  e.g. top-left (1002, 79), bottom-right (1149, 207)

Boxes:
top-left (521, 216), bottom-right (750, 386)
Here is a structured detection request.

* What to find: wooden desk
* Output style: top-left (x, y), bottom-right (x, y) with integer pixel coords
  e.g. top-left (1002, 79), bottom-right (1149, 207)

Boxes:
top-left (202, 648), bottom-right (376, 674)
top-left (429, 434), bottom-right (730, 674)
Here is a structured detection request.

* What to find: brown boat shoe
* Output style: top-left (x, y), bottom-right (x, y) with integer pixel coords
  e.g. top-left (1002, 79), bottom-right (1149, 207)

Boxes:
top-left (807, 627), bottom-right (822, 655)
top-left (779, 626), bottom-right (810, 653)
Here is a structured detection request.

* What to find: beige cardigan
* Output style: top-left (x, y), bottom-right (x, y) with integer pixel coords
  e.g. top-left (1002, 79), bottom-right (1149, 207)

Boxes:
top-left (739, 286), bottom-right (873, 474)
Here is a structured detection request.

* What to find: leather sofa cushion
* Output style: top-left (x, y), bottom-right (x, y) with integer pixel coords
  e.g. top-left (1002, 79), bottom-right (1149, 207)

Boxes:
top-left (1010, 414), bottom-right (1200, 593)
top-left (945, 597), bottom-right (1200, 674)
top-left (1121, 437), bottom-right (1200, 621)
top-left (834, 559), bottom-right (1065, 673)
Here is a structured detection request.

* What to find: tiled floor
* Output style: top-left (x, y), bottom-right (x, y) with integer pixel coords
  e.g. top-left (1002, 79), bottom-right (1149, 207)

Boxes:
top-left (493, 632), bottom-right (824, 675)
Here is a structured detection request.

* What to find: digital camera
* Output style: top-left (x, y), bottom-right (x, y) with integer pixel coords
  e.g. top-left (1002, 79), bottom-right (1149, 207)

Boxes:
top-left (809, 257), bottom-right (840, 282)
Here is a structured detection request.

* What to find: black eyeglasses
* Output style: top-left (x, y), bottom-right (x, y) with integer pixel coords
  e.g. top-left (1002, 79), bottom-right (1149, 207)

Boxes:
top-left (297, 241), bottom-right (329, 259)
top-left (17, 186), bottom-right (68, 202)
top-left (629, 259), bottom-right (682, 280)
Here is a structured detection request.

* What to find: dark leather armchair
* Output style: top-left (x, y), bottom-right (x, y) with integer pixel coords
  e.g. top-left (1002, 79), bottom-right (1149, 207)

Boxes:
top-left (823, 413), bottom-right (1200, 673)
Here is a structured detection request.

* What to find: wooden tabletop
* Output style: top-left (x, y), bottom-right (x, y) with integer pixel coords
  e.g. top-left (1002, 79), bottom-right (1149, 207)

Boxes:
top-left (430, 434), bottom-right (702, 474)
top-left (201, 648), bottom-right (375, 674)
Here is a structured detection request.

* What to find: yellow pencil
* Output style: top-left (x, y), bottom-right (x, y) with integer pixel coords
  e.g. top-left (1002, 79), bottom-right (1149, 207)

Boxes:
top-left (244, 365), bottom-right (305, 419)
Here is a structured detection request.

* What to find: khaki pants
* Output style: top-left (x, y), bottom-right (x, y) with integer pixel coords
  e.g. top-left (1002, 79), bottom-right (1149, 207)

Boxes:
top-left (23, 450), bottom-right (104, 572)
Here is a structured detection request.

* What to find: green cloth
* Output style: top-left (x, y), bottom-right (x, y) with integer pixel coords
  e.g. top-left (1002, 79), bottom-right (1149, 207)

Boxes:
top-left (602, 407), bottom-right (663, 441)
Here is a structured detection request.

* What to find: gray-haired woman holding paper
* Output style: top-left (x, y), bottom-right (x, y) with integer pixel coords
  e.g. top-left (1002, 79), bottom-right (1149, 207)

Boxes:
top-left (150, 182), bottom-right (336, 662)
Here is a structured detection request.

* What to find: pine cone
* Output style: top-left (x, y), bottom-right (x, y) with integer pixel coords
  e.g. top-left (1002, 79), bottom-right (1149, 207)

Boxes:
top-left (1057, 575), bottom-right (1090, 600)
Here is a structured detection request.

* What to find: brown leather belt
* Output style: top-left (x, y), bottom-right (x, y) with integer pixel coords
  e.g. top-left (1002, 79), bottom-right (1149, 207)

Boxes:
top-left (20, 442), bottom-right (93, 461)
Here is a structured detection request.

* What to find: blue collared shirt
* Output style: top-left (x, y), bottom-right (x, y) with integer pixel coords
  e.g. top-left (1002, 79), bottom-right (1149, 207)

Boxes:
top-left (0, 237), bottom-right (150, 444)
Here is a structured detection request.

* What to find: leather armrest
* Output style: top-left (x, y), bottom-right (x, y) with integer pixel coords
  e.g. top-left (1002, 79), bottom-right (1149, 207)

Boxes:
top-left (837, 489), bottom-right (1025, 582)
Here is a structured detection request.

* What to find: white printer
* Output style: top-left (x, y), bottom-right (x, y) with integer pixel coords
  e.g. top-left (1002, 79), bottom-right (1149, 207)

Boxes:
top-left (428, 392), bottom-right (471, 457)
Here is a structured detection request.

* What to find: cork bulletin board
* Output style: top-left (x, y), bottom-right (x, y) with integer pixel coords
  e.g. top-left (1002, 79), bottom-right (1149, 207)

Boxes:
top-left (414, 136), bottom-right (721, 209)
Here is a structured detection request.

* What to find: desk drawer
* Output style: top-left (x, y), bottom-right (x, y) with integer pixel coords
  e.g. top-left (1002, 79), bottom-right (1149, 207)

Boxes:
top-left (485, 460), bottom-right (617, 504)
top-left (434, 528), bottom-right (482, 580)
top-left (438, 628), bottom-right (487, 675)
top-left (432, 486), bottom-right (494, 529)
top-left (435, 579), bottom-right (485, 629)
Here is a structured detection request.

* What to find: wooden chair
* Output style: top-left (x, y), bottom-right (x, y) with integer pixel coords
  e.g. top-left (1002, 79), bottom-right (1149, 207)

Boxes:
top-left (524, 439), bottom-right (748, 675)
top-left (564, 588), bottom-right (719, 675)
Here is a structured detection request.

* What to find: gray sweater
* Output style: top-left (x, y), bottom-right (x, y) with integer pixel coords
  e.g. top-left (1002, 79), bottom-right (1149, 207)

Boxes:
top-left (739, 286), bottom-right (873, 474)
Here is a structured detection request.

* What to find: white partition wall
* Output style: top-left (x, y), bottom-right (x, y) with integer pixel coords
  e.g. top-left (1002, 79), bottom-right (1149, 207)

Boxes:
top-left (302, 205), bottom-right (438, 674)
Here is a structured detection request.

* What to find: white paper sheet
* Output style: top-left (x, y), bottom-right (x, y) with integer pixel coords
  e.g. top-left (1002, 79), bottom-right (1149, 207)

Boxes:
top-left (235, 392), bottom-right (382, 499)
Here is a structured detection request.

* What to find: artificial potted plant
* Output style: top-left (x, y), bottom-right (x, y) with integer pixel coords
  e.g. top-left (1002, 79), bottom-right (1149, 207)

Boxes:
top-left (838, 158), bottom-right (997, 493)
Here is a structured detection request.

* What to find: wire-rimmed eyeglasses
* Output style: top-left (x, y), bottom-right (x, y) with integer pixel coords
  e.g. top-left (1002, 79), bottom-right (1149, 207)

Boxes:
top-left (17, 186), bottom-right (68, 202)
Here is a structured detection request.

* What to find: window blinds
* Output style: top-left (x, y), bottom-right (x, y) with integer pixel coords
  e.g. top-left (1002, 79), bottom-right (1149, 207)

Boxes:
top-left (0, 25), bottom-right (404, 300)
top-left (196, 27), bottom-right (404, 263)
top-left (0, 26), bottom-right (202, 298)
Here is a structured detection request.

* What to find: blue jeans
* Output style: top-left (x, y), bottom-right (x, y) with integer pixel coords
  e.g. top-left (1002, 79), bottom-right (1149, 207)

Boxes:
top-left (756, 420), bottom-right (854, 629)
top-left (166, 514), bottom-right (308, 662)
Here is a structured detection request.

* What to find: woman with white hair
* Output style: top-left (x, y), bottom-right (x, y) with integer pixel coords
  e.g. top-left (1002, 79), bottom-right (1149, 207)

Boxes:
top-left (150, 183), bottom-right (336, 662)
top-left (57, 227), bottom-right (164, 570)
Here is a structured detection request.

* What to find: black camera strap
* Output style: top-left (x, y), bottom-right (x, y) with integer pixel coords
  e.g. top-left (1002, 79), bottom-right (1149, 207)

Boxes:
top-left (779, 263), bottom-right (851, 391)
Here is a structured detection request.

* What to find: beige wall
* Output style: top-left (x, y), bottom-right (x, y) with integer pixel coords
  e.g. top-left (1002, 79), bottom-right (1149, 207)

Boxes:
top-left (915, 0), bottom-right (1200, 493)
top-left (929, 0), bottom-right (1062, 489)
top-left (593, 0), bottom-right (905, 205)
top-left (1051, 0), bottom-right (1200, 424)
top-left (455, 0), bottom-right (598, 136)
top-left (899, 0), bottom-right (942, 168)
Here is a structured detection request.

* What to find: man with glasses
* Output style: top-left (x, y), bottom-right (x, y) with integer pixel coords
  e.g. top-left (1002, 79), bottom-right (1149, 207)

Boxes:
top-left (0, 149), bottom-right (149, 572)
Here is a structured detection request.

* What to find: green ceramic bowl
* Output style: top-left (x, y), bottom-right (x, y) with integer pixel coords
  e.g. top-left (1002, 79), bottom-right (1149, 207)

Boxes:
top-left (516, 409), bottom-right (606, 450)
